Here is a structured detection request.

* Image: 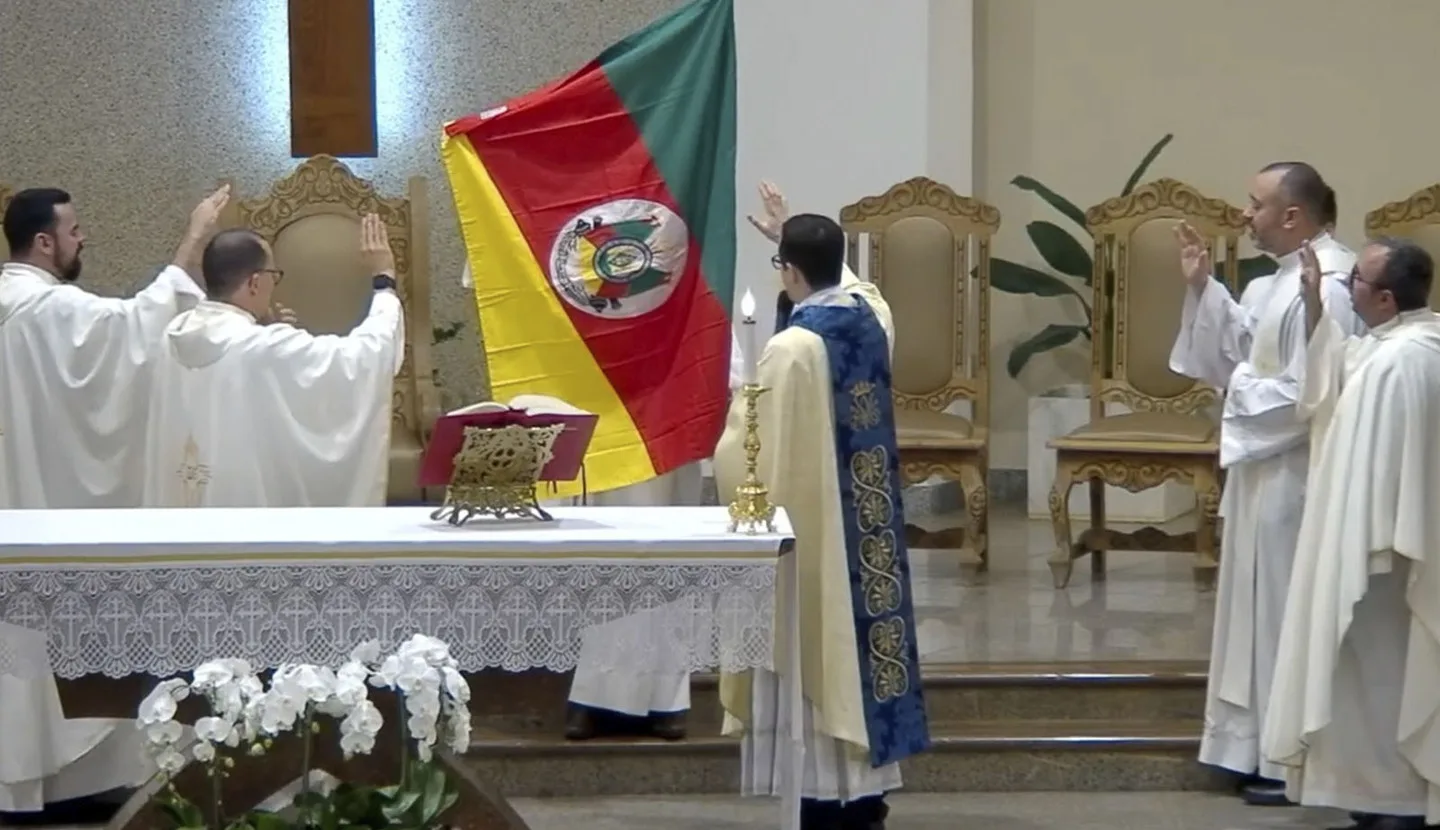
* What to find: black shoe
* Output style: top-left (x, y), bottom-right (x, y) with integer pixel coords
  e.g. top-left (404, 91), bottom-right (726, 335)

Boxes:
top-left (0, 788), bottom-right (136, 826)
top-left (650, 711), bottom-right (687, 741)
top-left (1240, 779), bottom-right (1294, 807)
top-left (840, 795), bottom-right (888, 830)
top-left (564, 703), bottom-right (596, 740)
top-left (801, 798), bottom-right (845, 830)
top-left (1364, 817), bottom-right (1426, 830)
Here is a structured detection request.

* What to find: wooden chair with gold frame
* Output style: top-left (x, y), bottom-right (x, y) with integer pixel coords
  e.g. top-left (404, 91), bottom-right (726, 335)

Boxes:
top-left (838, 177), bottom-right (1000, 582)
top-left (1046, 178), bottom-right (1247, 591)
top-left (1366, 184), bottom-right (1440, 307)
top-left (221, 156), bottom-right (441, 504)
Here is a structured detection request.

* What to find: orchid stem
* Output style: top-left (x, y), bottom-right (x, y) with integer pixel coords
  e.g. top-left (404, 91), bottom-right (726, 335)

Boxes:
top-left (299, 710), bottom-right (314, 829)
top-left (397, 694), bottom-right (409, 788)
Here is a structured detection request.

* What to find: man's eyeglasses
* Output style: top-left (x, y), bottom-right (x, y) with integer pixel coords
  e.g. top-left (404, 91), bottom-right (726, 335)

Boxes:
top-left (257, 268), bottom-right (286, 285)
top-left (771, 254), bottom-right (785, 270)
top-left (1346, 267), bottom-right (1381, 291)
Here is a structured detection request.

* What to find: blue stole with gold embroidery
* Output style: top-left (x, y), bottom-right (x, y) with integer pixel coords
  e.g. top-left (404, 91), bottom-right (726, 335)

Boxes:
top-left (787, 295), bottom-right (930, 768)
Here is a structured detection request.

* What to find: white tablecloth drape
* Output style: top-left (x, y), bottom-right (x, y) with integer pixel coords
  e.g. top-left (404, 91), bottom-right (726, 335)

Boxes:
top-left (0, 506), bottom-right (789, 679)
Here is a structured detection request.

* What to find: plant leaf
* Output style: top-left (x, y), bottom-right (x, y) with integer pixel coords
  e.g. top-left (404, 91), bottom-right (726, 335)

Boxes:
top-left (1120, 133), bottom-right (1175, 196)
top-left (246, 812), bottom-right (291, 830)
top-left (419, 763), bottom-right (447, 822)
top-left (1006, 323), bottom-right (1087, 378)
top-left (1010, 175), bottom-right (1088, 230)
top-left (1025, 221), bottom-right (1092, 279)
top-left (989, 258), bottom-right (1088, 305)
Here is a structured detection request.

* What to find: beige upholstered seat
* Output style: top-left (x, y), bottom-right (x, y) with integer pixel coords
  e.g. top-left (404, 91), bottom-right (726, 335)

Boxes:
top-left (1366, 184), bottom-right (1440, 308)
top-left (221, 156), bottom-right (441, 504)
top-left (839, 177), bottom-right (999, 582)
top-left (1047, 178), bottom-right (1245, 591)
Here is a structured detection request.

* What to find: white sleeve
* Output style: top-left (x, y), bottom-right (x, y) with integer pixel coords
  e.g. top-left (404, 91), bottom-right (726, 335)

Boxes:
top-left (1168, 277), bottom-right (1256, 387)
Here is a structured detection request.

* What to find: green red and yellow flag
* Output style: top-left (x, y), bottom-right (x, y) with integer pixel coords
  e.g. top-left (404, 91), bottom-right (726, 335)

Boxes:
top-left (442, 0), bottom-right (737, 498)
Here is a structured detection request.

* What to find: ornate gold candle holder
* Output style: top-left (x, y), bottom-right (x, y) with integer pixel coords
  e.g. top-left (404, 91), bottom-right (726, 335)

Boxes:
top-left (430, 423), bottom-right (564, 526)
top-left (728, 382), bottom-right (777, 535)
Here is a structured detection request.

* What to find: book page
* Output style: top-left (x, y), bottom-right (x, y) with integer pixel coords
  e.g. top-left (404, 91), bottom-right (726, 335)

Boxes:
top-left (507, 394), bottom-right (593, 416)
top-left (446, 400), bottom-right (509, 416)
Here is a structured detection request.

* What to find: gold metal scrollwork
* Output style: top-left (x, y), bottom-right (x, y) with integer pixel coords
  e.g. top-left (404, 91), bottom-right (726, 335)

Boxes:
top-left (429, 424), bottom-right (563, 526)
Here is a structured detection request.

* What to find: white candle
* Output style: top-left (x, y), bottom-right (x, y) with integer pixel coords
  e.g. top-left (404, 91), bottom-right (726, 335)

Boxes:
top-left (740, 288), bottom-right (757, 385)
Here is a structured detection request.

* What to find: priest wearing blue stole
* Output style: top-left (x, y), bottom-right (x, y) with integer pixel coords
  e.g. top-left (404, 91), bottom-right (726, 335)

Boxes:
top-left (715, 192), bottom-right (929, 830)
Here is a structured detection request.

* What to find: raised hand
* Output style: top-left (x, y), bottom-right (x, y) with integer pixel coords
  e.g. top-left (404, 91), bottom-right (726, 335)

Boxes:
top-left (746, 180), bottom-right (789, 243)
top-left (1173, 221), bottom-right (1212, 288)
top-left (270, 303), bottom-right (298, 326)
top-left (1298, 242), bottom-right (1323, 302)
top-left (185, 185), bottom-right (231, 240)
top-left (359, 213), bottom-right (396, 277)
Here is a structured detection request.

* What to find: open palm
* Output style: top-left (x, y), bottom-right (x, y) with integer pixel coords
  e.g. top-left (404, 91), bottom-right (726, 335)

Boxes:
top-left (746, 180), bottom-right (789, 243)
top-left (1173, 222), bottom-right (1211, 286)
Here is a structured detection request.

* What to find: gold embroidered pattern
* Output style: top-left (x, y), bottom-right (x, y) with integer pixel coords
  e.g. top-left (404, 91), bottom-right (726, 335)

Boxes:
top-left (848, 381), bottom-right (881, 431)
top-left (869, 617), bottom-right (911, 699)
top-left (849, 443), bottom-right (910, 703)
top-left (176, 437), bottom-right (212, 508)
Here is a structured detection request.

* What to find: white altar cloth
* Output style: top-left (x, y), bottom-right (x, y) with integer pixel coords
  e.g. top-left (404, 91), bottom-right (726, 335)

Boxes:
top-left (0, 506), bottom-right (790, 679)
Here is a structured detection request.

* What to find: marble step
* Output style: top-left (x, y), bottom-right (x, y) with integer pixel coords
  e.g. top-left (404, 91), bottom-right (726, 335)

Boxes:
top-left (470, 661), bottom-right (1209, 735)
top-left (462, 718), bottom-right (1230, 797)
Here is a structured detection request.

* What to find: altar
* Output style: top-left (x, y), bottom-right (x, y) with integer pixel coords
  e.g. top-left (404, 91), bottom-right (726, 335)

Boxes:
top-left (0, 505), bottom-right (790, 679)
top-left (0, 505), bottom-right (792, 830)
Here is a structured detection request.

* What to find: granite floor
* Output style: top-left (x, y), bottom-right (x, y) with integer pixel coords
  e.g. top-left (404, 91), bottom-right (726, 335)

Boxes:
top-left (511, 793), bottom-right (1348, 830)
top-left (909, 506), bottom-right (1214, 664)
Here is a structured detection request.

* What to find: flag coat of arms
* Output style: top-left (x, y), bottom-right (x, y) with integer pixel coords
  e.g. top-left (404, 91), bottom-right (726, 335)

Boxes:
top-left (442, 0), bottom-right (737, 497)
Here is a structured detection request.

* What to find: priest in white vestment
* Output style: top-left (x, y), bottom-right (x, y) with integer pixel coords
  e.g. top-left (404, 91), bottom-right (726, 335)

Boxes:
top-left (0, 186), bottom-right (228, 820)
top-left (561, 333), bottom-right (744, 741)
top-left (142, 216), bottom-right (403, 508)
top-left (1168, 162), bottom-right (1364, 806)
top-left (464, 251), bottom-right (747, 739)
top-left (1265, 239), bottom-right (1440, 830)
top-left (714, 193), bottom-right (929, 830)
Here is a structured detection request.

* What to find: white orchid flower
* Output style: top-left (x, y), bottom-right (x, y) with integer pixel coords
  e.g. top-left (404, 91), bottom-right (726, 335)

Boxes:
top-left (350, 640), bottom-right (383, 666)
top-left (440, 667), bottom-right (471, 704)
top-left (137, 678), bottom-right (189, 725)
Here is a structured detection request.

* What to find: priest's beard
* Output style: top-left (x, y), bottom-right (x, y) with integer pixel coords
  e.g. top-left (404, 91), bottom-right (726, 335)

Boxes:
top-left (56, 251), bottom-right (82, 283)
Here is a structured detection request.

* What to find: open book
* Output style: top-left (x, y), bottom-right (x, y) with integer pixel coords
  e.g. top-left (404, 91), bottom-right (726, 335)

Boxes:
top-left (417, 395), bottom-right (599, 487)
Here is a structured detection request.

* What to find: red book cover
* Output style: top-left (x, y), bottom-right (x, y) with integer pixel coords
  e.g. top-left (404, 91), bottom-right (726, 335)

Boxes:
top-left (418, 396), bottom-right (598, 488)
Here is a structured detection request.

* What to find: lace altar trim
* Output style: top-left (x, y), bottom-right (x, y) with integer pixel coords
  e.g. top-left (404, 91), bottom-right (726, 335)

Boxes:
top-left (0, 562), bottom-right (776, 679)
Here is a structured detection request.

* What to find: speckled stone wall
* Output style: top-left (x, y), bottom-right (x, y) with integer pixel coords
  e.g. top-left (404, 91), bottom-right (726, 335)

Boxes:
top-left (0, 0), bottom-right (682, 407)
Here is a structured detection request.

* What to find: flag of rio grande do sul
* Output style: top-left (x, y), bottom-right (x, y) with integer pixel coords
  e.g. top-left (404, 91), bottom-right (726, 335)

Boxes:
top-left (441, 0), bottom-right (737, 499)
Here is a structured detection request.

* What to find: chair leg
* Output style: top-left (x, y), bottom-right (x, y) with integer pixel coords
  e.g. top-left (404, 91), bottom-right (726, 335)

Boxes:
top-left (1088, 477), bottom-right (1107, 580)
top-left (1048, 462), bottom-right (1078, 589)
top-left (957, 463), bottom-right (988, 582)
top-left (1193, 466), bottom-right (1222, 593)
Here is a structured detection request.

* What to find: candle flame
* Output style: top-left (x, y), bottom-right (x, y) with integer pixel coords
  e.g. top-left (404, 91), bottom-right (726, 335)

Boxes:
top-left (740, 288), bottom-right (756, 319)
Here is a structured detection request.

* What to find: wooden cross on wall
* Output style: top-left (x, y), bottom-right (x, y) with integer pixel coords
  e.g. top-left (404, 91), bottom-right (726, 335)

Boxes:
top-left (288, 0), bottom-right (378, 157)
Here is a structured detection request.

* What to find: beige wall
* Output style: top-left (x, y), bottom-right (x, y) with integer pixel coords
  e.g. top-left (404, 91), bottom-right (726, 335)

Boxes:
top-left (977, 0), bottom-right (1440, 467)
top-left (7, 0), bottom-right (1437, 472)
top-left (0, 0), bottom-right (684, 409)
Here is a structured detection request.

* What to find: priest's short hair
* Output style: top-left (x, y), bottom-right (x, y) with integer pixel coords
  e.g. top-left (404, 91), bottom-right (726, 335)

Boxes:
top-left (201, 228), bottom-right (268, 297)
top-left (2, 187), bottom-right (71, 256)
top-left (1369, 236), bottom-right (1434, 313)
top-left (778, 213), bottom-right (844, 290)
top-left (1260, 161), bottom-right (1331, 226)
